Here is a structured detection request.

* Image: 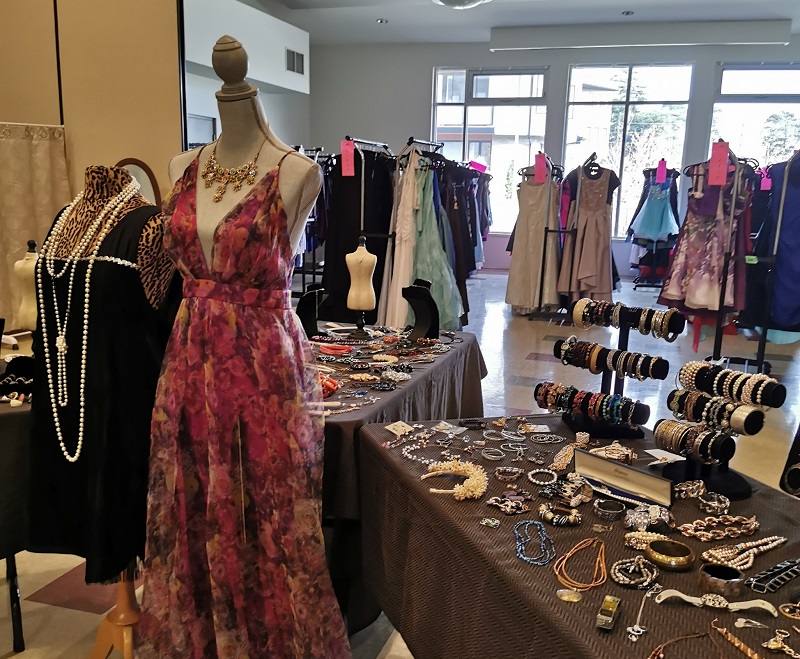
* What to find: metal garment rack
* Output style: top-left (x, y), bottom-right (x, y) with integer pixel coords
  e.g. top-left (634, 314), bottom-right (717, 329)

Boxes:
top-left (705, 146), bottom-right (776, 373)
top-left (711, 150), bottom-right (799, 373)
top-left (290, 147), bottom-right (332, 297)
top-left (527, 154), bottom-right (595, 322)
top-left (344, 135), bottom-right (395, 243)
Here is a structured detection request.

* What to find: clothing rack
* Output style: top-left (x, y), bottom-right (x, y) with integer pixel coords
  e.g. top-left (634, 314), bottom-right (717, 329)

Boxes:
top-left (705, 145), bottom-right (774, 372)
top-left (406, 136), bottom-right (444, 152)
top-left (632, 238), bottom-right (667, 291)
top-left (521, 153), bottom-right (572, 321)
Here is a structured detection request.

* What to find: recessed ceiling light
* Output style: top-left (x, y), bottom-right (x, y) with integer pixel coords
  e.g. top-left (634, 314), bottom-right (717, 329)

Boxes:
top-left (621, 10), bottom-right (634, 15)
top-left (433, 0), bottom-right (493, 9)
top-left (376, 18), bottom-right (389, 24)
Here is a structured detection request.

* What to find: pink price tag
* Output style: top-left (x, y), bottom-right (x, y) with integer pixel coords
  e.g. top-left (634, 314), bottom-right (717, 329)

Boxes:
top-left (708, 141), bottom-right (729, 186)
top-left (761, 174), bottom-right (772, 191)
top-left (655, 159), bottom-right (667, 184)
top-left (341, 140), bottom-right (355, 177)
top-left (468, 160), bottom-right (487, 173)
top-left (534, 153), bottom-right (547, 183)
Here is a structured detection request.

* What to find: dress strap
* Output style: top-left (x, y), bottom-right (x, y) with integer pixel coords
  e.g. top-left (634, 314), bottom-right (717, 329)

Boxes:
top-left (277, 150), bottom-right (293, 169)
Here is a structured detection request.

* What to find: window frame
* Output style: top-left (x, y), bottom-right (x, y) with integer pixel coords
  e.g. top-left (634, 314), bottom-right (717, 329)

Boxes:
top-left (564, 63), bottom-right (693, 237)
top-left (715, 62), bottom-right (800, 104)
top-left (432, 67), bottom-right (549, 165)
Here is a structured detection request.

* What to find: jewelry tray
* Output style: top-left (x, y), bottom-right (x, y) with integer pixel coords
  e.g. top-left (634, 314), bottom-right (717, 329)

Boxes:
top-left (574, 449), bottom-right (673, 508)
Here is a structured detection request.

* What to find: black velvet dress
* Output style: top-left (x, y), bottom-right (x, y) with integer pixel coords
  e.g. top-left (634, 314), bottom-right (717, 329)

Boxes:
top-left (29, 205), bottom-right (179, 583)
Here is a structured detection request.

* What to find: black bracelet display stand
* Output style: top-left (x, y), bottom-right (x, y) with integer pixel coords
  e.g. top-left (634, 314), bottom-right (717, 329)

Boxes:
top-left (689, 365), bottom-right (786, 409)
top-left (534, 383), bottom-right (650, 438)
top-left (655, 419), bottom-right (751, 501)
top-left (666, 390), bottom-right (765, 435)
top-left (402, 279), bottom-right (439, 341)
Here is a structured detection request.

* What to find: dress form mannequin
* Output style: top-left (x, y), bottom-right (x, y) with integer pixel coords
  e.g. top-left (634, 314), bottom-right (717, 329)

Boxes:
top-left (13, 240), bottom-right (38, 330)
top-left (346, 236), bottom-right (377, 337)
top-left (169, 35), bottom-right (321, 261)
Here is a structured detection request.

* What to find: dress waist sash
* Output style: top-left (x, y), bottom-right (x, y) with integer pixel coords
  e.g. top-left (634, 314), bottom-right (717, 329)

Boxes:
top-left (182, 278), bottom-right (291, 309)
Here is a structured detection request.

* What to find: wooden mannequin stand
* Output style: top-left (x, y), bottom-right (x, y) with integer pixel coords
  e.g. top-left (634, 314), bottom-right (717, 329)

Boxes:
top-left (89, 566), bottom-right (138, 659)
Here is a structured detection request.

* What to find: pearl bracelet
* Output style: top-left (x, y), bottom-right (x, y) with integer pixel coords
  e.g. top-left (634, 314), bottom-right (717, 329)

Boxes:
top-left (527, 468), bottom-right (558, 486)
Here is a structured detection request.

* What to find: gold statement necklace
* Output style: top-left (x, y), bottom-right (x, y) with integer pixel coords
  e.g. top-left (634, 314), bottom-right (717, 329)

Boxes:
top-left (201, 140), bottom-right (266, 202)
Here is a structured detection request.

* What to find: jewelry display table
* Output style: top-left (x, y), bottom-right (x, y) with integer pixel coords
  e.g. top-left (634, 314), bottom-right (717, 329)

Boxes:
top-left (321, 331), bottom-right (486, 632)
top-left (359, 415), bottom-right (800, 658)
top-left (0, 405), bottom-right (32, 653)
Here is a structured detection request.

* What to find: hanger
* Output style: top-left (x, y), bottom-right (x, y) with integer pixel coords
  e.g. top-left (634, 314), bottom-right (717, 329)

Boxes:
top-left (582, 152), bottom-right (602, 177)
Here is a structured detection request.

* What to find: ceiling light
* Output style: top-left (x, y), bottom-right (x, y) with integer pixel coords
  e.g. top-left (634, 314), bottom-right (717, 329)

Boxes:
top-left (433, 0), bottom-right (493, 9)
top-left (376, 18), bottom-right (389, 23)
top-left (621, 10), bottom-right (634, 15)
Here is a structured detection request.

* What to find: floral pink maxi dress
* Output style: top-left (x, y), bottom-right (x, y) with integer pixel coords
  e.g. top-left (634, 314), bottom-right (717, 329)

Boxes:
top-left (136, 154), bottom-right (351, 658)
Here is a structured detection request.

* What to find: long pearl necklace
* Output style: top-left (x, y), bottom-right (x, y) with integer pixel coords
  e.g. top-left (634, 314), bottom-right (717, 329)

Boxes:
top-left (37, 180), bottom-right (140, 462)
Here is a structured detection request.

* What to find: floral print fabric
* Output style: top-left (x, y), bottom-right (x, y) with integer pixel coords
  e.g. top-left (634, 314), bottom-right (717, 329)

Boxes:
top-left (136, 156), bottom-right (350, 658)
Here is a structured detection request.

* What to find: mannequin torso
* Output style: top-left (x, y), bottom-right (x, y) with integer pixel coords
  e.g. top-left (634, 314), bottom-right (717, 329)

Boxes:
top-left (169, 99), bottom-right (321, 263)
top-left (346, 241), bottom-right (377, 311)
top-left (14, 247), bottom-right (38, 330)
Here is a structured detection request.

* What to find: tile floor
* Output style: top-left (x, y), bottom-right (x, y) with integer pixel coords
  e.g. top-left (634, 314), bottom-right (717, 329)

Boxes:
top-left (2, 272), bottom-right (799, 658)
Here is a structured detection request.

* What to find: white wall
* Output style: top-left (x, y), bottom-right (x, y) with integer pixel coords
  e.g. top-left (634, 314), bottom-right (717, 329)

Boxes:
top-left (309, 37), bottom-right (800, 166)
top-left (186, 71), bottom-right (311, 146)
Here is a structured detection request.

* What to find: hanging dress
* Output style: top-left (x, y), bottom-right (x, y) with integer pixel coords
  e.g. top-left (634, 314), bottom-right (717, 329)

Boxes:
top-left (505, 178), bottom-right (561, 314)
top-left (410, 168), bottom-right (463, 330)
top-left (557, 167), bottom-right (618, 301)
top-left (658, 163), bottom-right (746, 312)
top-left (137, 154), bottom-right (350, 659)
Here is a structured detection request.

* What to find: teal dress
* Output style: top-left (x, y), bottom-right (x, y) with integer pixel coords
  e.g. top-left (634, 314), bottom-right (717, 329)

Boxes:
top-left (410, 168), bottom-right (463, 330)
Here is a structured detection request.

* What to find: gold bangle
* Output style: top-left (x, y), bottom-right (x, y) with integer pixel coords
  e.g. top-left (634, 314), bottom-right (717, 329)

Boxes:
top-left (645, 539), bottom-right (696, 571)
top-left (588, 344), bottom-right (604, 375)
top-left (573, 299), bottom-right (592, 329)
top-left (730, 405), bottom-right (753, 435)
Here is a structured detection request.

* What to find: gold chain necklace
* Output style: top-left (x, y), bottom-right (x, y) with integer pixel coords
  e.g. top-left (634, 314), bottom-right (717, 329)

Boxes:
top-left (201, 141), bottom-right (264, 202)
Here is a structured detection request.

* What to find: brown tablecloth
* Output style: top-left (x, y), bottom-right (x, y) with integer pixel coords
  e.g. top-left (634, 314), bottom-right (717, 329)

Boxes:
top-left (0, 406), bottom-right (30, 558)
top-left (322, 331), bottom-right (486, 520)
top-left (360, 415), bottom-right (800, 659)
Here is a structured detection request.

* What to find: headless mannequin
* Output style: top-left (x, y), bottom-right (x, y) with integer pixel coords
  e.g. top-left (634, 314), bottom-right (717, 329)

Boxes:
top-left (14, 240), bottom-right (38, 330)
top-left (169, 35), bottom-right (321, 264)
top-left (48, 166), bottom-right (172, 309)
top-left (346, 237), bottom-right (377, 311)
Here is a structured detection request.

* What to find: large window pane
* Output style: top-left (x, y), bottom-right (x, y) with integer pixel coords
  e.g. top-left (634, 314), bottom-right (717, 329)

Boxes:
top-left (436, 70), bottom-right (466, 103)
top-left (618, 103), bottom-right (689, 236)
top-left (721, 69), bottom-right (800, 96)
top-left (472, 73), bottom-right (544, 99)
top-left (712, 103), bottom-right (800, 165)
top-left (563, 103), bottom-right (624, 175)
top-left (630, 66), bottom-right (692, 102)
top-left (569, 66), bottom-right (628, 102)
top-left (465, 105), bottom-right (547, 233)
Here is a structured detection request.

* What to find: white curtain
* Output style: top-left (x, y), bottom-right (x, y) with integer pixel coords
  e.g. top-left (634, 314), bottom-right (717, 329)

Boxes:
top-left (0, 123), bottom-right (71, 328)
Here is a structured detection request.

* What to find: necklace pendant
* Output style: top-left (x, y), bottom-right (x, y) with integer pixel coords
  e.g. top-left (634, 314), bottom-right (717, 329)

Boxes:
top-left (55, 335), bottom-right (68, 354)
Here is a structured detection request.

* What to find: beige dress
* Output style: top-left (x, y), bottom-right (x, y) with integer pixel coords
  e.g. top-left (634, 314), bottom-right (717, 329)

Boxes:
top-left (505, 180), bottom-right (561, 314)
top-left (557, 168), bottom-right (614, 301)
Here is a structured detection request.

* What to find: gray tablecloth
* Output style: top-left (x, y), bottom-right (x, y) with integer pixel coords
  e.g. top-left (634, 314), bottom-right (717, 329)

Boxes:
top-left (322, 332), bottom-right (486, 520)
top-left (0, 406), bottom-right (30, 558)
top-left (360, 415), bottom-right (800, 659)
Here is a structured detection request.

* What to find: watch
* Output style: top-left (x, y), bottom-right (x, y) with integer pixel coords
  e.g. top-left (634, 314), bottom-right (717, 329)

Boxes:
top-left (654, 589), bottom-right (778, 617)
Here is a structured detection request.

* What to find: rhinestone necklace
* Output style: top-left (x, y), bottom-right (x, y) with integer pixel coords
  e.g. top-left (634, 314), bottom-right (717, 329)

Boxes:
top-left (201, 139), bottom-right (266, 202)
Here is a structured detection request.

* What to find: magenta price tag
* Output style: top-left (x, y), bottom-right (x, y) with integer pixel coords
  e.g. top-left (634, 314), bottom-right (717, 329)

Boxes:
top-left (534, 153), bottom-right (547, 183)
top-left (655, 159), bottom-right (667, 184)
top-left (341, 140), bottom-right (355, 177)
top-left (708, 141), bottom-right (729, 186)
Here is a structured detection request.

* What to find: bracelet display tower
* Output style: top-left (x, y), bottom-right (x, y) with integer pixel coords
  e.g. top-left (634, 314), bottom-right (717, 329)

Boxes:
top-left (548, 301), bottom-right (682, 439)
top-left (658, 364), bottom-right (785, 501)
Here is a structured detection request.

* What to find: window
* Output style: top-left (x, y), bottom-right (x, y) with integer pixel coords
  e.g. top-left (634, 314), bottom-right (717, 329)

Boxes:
top-left (712, 65), bottom-right (800, 166)
top-left (564, 65), bottom-right (692, 237)
top-left (432, 68), bottom-right (547, 233)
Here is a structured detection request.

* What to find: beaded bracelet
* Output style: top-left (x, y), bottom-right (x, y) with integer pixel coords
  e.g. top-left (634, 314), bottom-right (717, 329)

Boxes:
top-left (527, 468), bottom-right (558, 486)
top-left (495, 467), bottom-right (523, 482)
top-left (539, 502), bottom-right (582, 527)
top-left (610, 555), bottom-right (660, 589)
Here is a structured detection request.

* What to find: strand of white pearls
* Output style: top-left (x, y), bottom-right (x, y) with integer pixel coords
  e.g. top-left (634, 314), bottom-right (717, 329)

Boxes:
top-left (37, 180), bottom-right (140, 462)
top-left (701, 536), bottom-right (787, 571)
